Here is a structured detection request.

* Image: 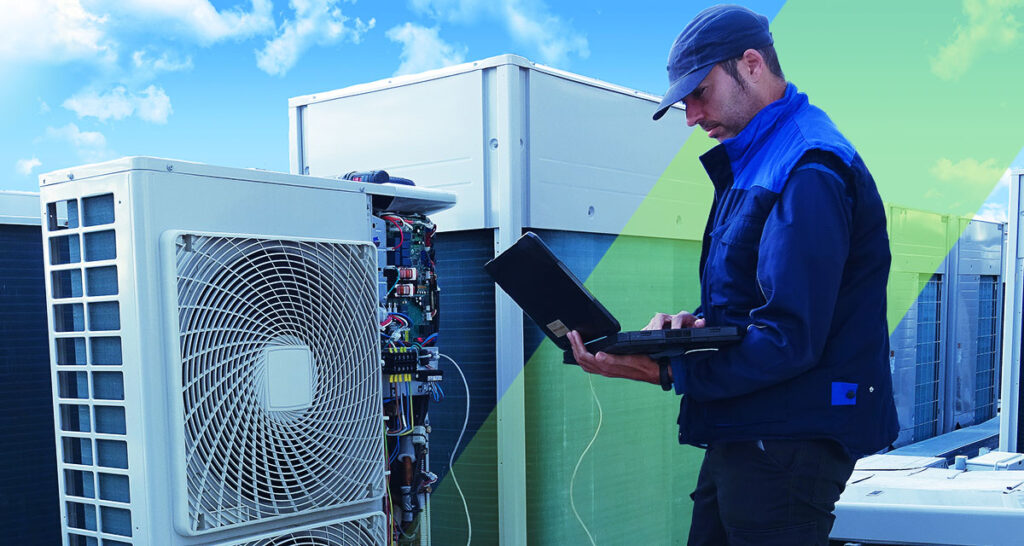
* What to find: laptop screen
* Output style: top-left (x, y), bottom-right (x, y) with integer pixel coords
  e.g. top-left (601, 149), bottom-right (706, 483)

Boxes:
top-left (483, 232), bottom-right (620, 351)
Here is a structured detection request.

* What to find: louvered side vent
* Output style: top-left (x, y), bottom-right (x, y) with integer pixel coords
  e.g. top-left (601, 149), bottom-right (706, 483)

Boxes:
top-left (172, 235), bottom-right (383, 533)
top-left (47, 194), bottom-right (134, 545)
top-left (230, 512), bottom-right (386, 546)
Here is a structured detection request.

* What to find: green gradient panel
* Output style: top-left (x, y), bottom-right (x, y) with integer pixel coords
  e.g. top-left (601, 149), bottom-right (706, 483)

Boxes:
top-left (619, 135), bottom-right (716, 240)
top-left (430, 413), bottom-right (498, 545)
top-left (887, 206), bottom-right (963, 327)
top-left (772, 0), bottom-right (1024, 322)
top-left (525, 236), bottom-right (702, 544)
top-left (439, 0), bottom-right (1023, 541)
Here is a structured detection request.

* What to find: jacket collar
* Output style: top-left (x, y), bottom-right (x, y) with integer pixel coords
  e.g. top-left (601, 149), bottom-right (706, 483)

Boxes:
top-left (722, 82), bottom-right (804, 170)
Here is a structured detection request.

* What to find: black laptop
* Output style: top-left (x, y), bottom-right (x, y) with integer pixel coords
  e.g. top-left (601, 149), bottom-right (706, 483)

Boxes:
top-left (483, 232), bottom-right (742, 364)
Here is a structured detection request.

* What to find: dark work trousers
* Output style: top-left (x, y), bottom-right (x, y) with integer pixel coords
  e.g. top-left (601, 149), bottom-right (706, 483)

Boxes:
top-left (687, 438), bottom-right (856, 546)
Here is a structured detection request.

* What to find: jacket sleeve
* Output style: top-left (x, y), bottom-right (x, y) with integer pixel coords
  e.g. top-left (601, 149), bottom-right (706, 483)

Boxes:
top-left (671, 163), bottom-right (853, 400)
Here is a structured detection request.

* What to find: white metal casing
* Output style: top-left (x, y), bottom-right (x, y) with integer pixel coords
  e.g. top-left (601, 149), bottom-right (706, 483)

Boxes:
top-left (946, 218), bottom-right (1005, 430)
top-left (39, 157), bottom-right (454, 545)
top-left (1002, 169), bottom-right (1024, 452)
top-left (289, 54), bottom-right (694, 238)
top-left (0, 190), bottom-right (42, 225)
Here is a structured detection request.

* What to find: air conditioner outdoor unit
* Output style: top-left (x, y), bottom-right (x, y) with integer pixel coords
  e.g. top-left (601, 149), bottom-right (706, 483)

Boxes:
top-left (38, 157), bottom-right (454, 545)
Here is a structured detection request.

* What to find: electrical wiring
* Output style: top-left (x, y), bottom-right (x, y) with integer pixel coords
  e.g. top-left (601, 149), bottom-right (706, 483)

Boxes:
top-left (382, 423), bottom-right (394, 546)
top-left (439, 353), bottom-right (471, 546)
top-left (401, 382), bottom-right (415, 436)
top-left (397, 514), bottom-right (421, 541)
top-left (388, 312), bottom-right (412, 324)
top-left (389, 437), bottom-right (401, 465)
top-left (382, 214), bottom-right (413, 228)
top-left (384, 216), bottom-right (406, 249)
top-left (422, 333), bottom-right (438, 346)
top-left (569, 374), bottom-right (603, 546)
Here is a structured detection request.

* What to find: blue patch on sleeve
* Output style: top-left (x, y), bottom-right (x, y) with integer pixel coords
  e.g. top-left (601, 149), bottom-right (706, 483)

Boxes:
top-left (831, 382), bottom-right (857, 406)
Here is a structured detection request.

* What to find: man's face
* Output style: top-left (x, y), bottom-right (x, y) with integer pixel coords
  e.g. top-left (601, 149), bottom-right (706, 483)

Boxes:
top-left (682, 63), bottom-right (761, 142)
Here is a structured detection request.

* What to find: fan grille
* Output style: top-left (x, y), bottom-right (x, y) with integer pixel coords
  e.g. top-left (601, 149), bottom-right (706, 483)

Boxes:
top-left (175, 235), bottom-right (383, 532)
top-left (235, 512), bottom-right (385, 546)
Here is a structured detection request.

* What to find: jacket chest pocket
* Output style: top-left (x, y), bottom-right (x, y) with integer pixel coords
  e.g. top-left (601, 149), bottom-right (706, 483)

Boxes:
top-left (707, 215), bottom-right (765, 309)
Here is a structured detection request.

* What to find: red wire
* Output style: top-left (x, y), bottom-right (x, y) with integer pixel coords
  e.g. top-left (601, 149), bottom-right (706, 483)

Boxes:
top-left (385, 217), bottom-right (404, 249)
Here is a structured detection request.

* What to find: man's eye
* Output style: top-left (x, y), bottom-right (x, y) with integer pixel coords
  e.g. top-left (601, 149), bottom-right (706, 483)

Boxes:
top-left (693, 87), bottom-right (705, 99)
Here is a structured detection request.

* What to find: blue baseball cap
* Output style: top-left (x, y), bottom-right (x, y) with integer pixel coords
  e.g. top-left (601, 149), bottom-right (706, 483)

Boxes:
top-left (653, 4), bottom-right (773, 120)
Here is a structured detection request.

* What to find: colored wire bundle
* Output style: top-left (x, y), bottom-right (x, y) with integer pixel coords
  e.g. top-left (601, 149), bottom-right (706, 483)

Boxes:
top-left (383, 216), bottom-right (406, 250)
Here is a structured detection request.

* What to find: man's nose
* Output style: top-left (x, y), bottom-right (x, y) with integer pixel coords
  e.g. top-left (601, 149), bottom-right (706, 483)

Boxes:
top-left (684, 100), bottom-right (701, 127)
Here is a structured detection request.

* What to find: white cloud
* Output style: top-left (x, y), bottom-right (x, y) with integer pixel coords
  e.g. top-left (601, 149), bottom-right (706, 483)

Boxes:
top-left (0, 0), bottom-right (276, 67)
top-left (0, 0), bottom-right (116, 64)
top-left (63, 87), bottom-right (134, 122)
top-left (974, 202), bottom-right (1008, 223)
top-left (386, 23), bottom-right (466, 76)
top-left (39, 99), bottom-right (51, 113)
top-left (133, 86), bottom-right (173, 123)
top-left (16, 158), bottom-right (42, 175)
top-left (256, 0), bottom-right (375, 76)
top-left (63, 85), bottom-right (173, 123)
top-left (930, 157), bottom-right (1005, 186)
top-left (931, 0), bottom-right (1023, 80)
top-left (44, 123), bottom-right (111, 162)
top-left (410, 0), bottom-right (589, 65)
top-left (132, 49), bottom-right (193, 74)
top-left (105, 0), bottom-right (276, 45)
top-left (974, 168), bottom-right (1012, 221)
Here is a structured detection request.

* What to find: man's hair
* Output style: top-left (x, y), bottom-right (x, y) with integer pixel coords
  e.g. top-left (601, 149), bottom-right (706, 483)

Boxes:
top-left (719, 45), bottom-right (784, 88)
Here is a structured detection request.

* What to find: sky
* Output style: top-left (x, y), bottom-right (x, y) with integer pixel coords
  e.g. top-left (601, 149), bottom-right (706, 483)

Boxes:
top-left (1, 0), bottom-right (1020, 221)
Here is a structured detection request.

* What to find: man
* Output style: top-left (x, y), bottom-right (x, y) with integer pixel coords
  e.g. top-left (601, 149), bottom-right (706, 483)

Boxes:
top-left (567, 5), bottom-right (899, 545)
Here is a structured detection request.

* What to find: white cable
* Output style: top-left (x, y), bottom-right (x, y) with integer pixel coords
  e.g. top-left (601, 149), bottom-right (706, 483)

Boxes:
top-left (439, 353), bottom-right (472, 546)
top-left (570, 374), bottom-right (602, 546)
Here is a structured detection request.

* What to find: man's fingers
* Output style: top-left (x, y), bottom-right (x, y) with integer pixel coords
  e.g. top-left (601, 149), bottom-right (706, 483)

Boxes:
top-left (694, 318), bottom-right (706, 328)
top-left (644, 312), bottom-right (670, 331)
top-left (671, 311), bottom-right (693, 329)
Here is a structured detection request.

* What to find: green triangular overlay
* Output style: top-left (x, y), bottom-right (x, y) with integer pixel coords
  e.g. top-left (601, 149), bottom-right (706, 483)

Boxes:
top-left (435, 1), bottom-right (1023, 542)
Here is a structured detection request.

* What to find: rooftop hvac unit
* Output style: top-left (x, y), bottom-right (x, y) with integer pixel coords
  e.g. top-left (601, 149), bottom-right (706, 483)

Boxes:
top-left (38, 158), bottom-right (453, 546)
top-left (289, 55), bottom-right (696, 544)
top-left (0, 191), bottom-right (60, 544)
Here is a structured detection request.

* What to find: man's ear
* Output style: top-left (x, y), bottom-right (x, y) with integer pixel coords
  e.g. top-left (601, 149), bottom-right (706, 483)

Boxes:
top-left (740, 48), bottom-right (765, 82)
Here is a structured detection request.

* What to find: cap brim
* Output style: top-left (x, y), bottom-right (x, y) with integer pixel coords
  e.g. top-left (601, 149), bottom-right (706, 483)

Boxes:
top-left (652, 63), bottom-right (714, 121)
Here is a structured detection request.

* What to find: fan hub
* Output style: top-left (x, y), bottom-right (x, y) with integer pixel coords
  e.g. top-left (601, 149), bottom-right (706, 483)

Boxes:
top-left (262, 345), bottom-right (314, 412)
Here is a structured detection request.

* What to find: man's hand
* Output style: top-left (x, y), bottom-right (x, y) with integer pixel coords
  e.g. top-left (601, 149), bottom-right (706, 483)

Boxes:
top-left (567, 330), bottom-right (660, 385)
top-left (643, 310), bottom-right (706, 330)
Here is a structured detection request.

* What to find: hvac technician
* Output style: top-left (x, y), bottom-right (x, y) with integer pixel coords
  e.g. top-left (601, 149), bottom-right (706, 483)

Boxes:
top-left (567, 5), bottom-right (899, 545)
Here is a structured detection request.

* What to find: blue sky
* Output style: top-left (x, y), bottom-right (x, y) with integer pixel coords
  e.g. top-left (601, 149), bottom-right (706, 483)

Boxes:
top-left (1, 0), bottom-right (1017, 221)
top-left (2, 0), bottom-right (787, 190)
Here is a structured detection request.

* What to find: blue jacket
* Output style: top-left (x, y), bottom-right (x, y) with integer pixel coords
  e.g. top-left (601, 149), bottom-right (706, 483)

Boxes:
top-left (671, 83), bottom-right (899, 457)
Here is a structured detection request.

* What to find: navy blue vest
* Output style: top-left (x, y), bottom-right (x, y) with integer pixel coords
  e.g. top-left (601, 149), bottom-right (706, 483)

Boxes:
top-left (676, 84), bottom-right (899, 457)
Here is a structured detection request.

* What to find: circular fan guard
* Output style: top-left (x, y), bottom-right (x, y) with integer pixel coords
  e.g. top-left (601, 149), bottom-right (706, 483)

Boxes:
top-left (175, 236), bottom-right (382, 532)
top-left (240, 512), bottom-right (384, 546)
